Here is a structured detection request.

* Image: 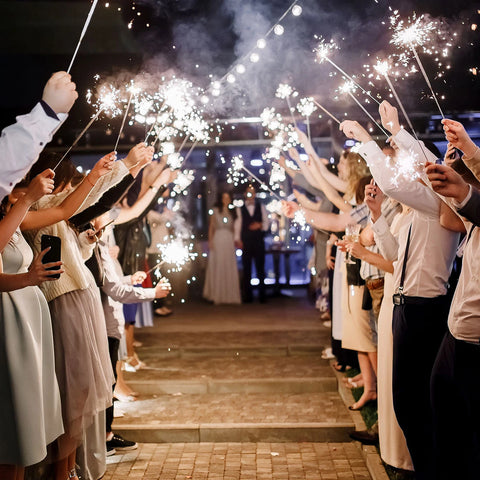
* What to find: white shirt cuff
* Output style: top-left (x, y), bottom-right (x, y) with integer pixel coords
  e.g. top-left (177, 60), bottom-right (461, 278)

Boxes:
top-left (452, 184), bottom-right (472, 210)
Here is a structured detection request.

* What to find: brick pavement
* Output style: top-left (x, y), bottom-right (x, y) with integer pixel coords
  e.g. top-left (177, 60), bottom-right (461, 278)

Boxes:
top-left (104, 442), bottom-right (372, 480)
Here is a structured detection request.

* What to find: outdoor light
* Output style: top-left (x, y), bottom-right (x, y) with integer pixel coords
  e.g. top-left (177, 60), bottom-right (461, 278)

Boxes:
top-left (274, 24), bottom-right (284, 36)
top-left (250, 53), bottom-right (260, 63)
top-left (257, 38), bottom-right (267, 49)
top-left (236, 64), bottom-right (246, 74)
top-left (292, 5), bottom-right (302, 16)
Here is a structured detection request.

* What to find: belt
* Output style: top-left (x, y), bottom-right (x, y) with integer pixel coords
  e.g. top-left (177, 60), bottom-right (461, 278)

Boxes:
top-left (366, 277), bottom-right (384, 290)
top-left (393, 294), bottom-right (447, 306)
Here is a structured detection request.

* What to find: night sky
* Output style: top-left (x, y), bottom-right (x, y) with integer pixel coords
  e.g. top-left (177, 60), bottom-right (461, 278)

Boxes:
top-left (1, 0), bottom-right (479, 131)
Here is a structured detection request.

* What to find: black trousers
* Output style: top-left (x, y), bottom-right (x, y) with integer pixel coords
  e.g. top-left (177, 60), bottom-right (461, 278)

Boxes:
top-left (431, 330), bottom-right (480, 480)
top-left (392, 295), bottom-right (449, 480)
top-left (241, 241), bottom-right (265, 302)
top-left (105, 337), bottom-right (120, 434)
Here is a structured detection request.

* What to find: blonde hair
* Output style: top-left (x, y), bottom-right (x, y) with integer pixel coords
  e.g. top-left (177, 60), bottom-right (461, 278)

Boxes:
top-left (342, 152), bottom-right (370, 203)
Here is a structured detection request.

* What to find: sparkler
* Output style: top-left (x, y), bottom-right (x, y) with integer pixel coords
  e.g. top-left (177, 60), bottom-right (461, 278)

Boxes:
top-left (53, 107), bottom-right (104, 171)
top-left (54, 83), bottom-right (122, 171)
top-left (230, 155), bottom-right (282, 200)
top-left (374, 60), bottom-right (431, 164)
top-left (114, 84), bottom-right (137, 153)
top-left (315, 38), bottom-right (381, 106)
top-left (391, 14), bottom-right (446, 118)
top-left (275, 83), bottom-right (298, 128)
top-left (312, 99), bottom-right (341, 125)
top-left (297, 97), bottom-right (317, 141)
top-left (67, 0), bottom-right (98, 73)
top-left (340, 82), bottom-right (389, 137)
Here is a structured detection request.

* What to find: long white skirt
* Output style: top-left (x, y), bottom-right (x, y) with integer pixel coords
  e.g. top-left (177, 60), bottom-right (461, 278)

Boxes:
top-left (203, 229), bottom-right (241, 305)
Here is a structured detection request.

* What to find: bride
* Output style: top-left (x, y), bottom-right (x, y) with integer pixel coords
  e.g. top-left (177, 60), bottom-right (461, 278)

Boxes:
top-left (203, 191), bottom-right (241, 304)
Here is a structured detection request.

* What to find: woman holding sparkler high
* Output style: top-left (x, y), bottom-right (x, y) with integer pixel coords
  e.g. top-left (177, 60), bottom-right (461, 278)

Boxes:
top-left (204, 191), bottom-right (241, 305)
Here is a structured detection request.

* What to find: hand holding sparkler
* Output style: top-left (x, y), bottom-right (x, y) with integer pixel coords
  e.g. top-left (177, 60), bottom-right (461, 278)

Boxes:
top-left (281, 200), bottom-right (300, 219)
top-left (442, 119), bottom-right (479, 159)
top-left (364, 179), bottom-right (384, 222)
top-left (444, 143), bottom-right (460, 167)
top-left (85, 152), bottom-right (115, 185)
top-left (340, 120), bottom-right (372, 144)
top-left (42, 72), bottom-right (78, 114)
top-left (425, 163), bottom-right (470, 203)
top-left (154, 279), bottom-right (172, 298)
top-left (123, 143), bottom-right (154, 170)
top-left (378, 101), bottom-right (401, 136)
top-left (131, 271), bottom-right (147, 284)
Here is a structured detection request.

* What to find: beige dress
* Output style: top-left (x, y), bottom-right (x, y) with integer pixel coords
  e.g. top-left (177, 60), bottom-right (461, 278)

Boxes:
top-left (341, 263), bottom-right (377, 352)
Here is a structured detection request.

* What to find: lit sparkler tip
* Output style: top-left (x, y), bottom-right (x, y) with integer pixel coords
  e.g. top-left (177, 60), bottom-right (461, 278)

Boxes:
top-left (374, 60), bottom-right (390, 76)
top-left (275, 83), bottom-right (294, 99)
top-left (391, 13), bottom-right (436, 48)
top-left (339, 81), bottom-right (356, 94)
top-left (314, 38), bottom-right (337, 63)
top-left (296, 97), bottom-right (317, 117)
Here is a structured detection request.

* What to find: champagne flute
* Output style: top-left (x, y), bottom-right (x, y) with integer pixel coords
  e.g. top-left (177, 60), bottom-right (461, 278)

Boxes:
top-left (344, 223), bottom-right (361, 264)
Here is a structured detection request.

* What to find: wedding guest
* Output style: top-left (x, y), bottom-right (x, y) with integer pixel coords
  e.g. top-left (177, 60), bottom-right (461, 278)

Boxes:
top-left (0, 172), bottom-right (63, 480)
top-left (91, 213), bottom-right (171, 456)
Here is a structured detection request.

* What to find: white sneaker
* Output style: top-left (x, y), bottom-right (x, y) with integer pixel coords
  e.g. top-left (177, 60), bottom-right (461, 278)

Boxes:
top-left (321, 347), bottom-right (335, 360)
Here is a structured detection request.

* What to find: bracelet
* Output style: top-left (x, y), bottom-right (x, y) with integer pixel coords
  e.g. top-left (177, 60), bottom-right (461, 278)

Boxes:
top-left (149, 185), bottom-right (159, 193)
top-left (86, 175), bottom-right (95, 187)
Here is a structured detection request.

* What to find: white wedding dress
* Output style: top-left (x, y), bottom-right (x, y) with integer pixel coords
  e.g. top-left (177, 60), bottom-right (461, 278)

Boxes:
top-left (203, 208), bottom-right (241, 305)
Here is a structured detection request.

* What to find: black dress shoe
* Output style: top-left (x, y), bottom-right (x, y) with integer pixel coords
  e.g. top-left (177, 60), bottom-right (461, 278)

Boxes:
top-left (349, 429), bottom-right (379, 445)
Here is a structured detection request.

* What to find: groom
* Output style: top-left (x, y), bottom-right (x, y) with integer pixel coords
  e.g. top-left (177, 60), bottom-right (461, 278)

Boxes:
top-left (235, 184), bottom-right (269, 303)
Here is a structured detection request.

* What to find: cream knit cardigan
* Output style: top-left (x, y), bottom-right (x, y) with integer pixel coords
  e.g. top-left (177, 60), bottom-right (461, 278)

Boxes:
top-left (26, 161), bottom-right (129, 303)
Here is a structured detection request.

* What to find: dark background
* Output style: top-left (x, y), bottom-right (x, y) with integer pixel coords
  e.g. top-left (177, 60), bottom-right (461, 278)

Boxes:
top-left (0, 0), bottom-right (478, 132)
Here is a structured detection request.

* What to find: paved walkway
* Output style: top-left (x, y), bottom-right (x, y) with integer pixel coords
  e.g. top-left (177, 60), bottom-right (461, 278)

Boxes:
top-left (106, 294), bottom-right (376, 479)
top-left (105, 442), bottom-right (371, 480)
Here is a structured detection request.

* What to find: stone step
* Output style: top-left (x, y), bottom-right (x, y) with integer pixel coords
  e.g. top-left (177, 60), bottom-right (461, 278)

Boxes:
top-left (124, 354), bottom-right (334, 384)
top-left (123, 377), bottom-right (337, 395)
top-left (137, 343), bottom-right (325, 358)
top-left (112, 392), bottom-right (354, 443)
top-left (114, 422), bottom-right (354, 444)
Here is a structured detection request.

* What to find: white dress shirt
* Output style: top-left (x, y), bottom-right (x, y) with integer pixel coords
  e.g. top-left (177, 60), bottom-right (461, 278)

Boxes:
top-left (0, 103), bottom-right (67, 199)
top-left (359, 130), bottom-right (459, 298)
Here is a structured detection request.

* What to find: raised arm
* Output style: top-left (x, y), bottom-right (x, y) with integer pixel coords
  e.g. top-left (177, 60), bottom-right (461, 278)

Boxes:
top-left (21, 154), bottom-right (115, 231)
top-left (291, 148), bottom-right (350, 213)
top-left (0, 170), bottom-right (54, 252)
top-left (113, 167), bottom-right (172, 225)
top-left (296, 128), bottom-right (347, 192)
top-left (282, 200), bottom-right (349, 232)
top-left (341, 119), bottom-right (441, 218)
top-left (0, 72), bottom-right (77, 199)
top-left (69, 145), bottom-right (154, 228)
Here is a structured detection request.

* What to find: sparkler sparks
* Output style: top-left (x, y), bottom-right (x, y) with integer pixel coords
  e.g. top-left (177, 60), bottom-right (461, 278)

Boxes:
top-left (296, 97), bottom-right (317, 118)
top-left (390, 12), bottom-right (449, 118)
top-left (158, 239), bottom-right (197, 271)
